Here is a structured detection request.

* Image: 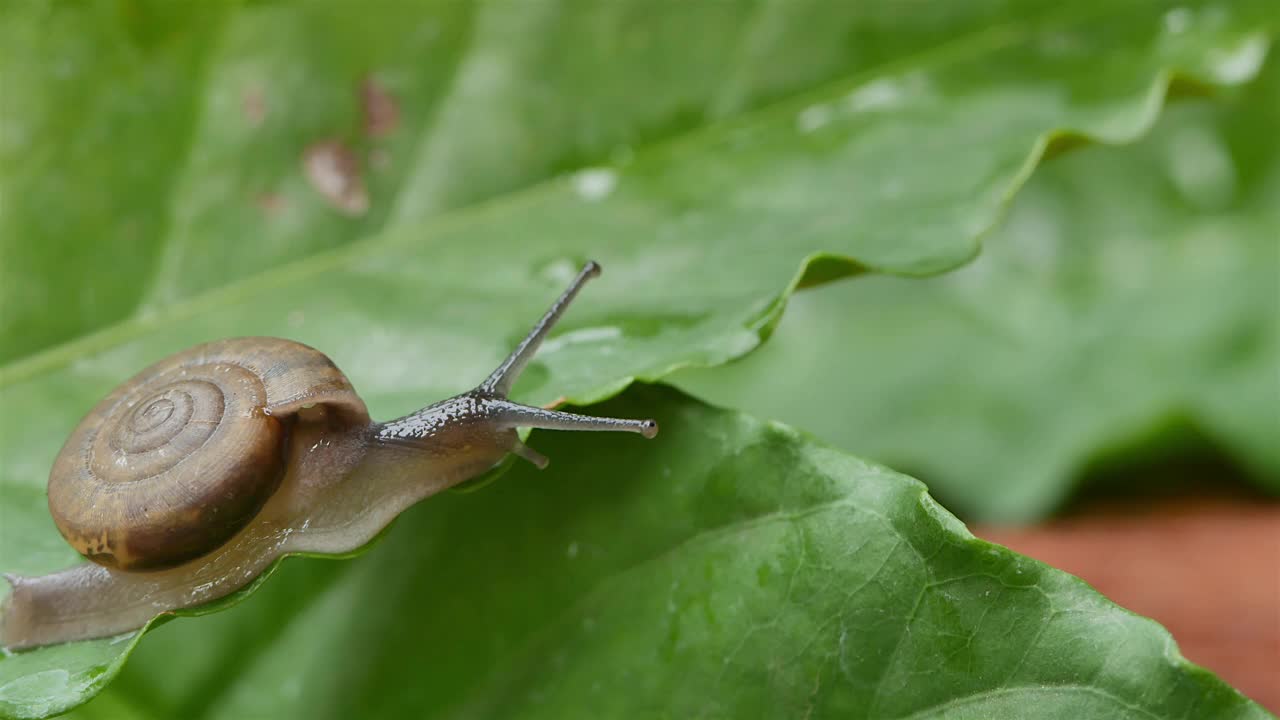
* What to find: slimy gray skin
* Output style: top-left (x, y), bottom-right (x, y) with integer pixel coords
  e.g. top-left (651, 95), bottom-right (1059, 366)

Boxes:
top-left (1, 261), bottom-right (656, 651)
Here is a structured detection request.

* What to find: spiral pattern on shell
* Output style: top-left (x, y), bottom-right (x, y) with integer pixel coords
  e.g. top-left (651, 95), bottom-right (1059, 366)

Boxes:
top-left (47, 337), bottom-right (368, 572)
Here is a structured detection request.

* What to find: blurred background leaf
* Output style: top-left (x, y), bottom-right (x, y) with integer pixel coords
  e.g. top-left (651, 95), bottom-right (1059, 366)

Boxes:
top-left (676, 53), bottom-right (1280, 522)
top-left (56, 388), bottom-right (1275, 720)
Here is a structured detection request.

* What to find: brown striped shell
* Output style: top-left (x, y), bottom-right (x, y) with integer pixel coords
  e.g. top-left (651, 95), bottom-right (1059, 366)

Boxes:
top-left (46, 337), bottom-right (369, 572)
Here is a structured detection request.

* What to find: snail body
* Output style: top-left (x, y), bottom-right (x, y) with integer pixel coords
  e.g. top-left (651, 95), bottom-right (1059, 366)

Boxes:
top-left (1, 262), bottom-right (656, 650)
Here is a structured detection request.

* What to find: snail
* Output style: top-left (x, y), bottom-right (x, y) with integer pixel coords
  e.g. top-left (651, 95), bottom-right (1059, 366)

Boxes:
top-left (0, 261), bottom-right (656, 651)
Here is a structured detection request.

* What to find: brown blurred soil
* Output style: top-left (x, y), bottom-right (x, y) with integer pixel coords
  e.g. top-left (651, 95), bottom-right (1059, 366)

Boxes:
top-left (977, 484), bottom-right (1280, 712)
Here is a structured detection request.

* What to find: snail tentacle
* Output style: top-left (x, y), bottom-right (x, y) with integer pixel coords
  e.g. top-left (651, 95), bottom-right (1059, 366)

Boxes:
top-left (479, 260), bottom-right (601, 397)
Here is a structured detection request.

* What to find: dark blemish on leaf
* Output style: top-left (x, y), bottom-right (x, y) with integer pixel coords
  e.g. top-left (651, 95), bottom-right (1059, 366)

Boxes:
top-left (242, 85), bottom-right (266, 127)
top-left (302, 140), bottom-right (369, 216)
top-left (360, 75), bottom-right (400, 138)
top-left (254, 193), bottom-right (285, 217)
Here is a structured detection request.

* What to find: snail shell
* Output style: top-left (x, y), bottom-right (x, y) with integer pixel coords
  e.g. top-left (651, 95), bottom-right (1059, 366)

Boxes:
top-left (47, 337), bottom-right (368, 571)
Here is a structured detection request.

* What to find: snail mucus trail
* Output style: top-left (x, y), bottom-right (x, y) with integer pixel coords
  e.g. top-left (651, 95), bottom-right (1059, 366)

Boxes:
top-left (1, 261), bottom-right (656, 651)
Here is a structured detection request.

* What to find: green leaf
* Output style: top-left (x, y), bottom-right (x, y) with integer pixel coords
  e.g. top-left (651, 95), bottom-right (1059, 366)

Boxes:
top-left (0, 0), bottom-right (234, 365)
top-left (0, 0), bottom-right (1111, 364)
top-left (0, 0), bottom-right (1268, 512)
top-left (1, 0), bottom-right (1271, 365)
top-left (676, 53), bottom-right (1280, 523)
top-left (0, 1), bottom-right (1271, 716)
top-left (48, 387), bottom-right (1274, 719)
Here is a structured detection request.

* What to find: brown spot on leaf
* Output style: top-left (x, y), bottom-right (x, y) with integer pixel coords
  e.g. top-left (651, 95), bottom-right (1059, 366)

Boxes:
top-left (254, 192), bottom-right (285, 217)
top-left (302, 140), bottom-right (369, 216)
top-left (360, 75), bottom-right (400, 138)
top-left (242, 85), bottom-right (266, 127)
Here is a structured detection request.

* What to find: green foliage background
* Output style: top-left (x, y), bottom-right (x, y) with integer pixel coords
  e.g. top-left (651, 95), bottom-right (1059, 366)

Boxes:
top-left (0, 0), bottom-right (1275, 718)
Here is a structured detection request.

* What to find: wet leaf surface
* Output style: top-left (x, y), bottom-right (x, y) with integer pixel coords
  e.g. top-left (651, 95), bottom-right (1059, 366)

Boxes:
top-left (0, 0), bottom-right (1101, 363)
